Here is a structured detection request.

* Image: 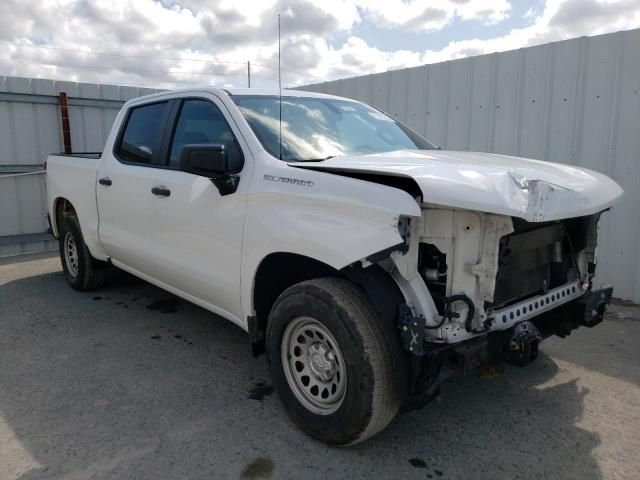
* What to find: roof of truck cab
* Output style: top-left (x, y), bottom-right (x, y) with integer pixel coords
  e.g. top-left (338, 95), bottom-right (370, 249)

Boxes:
top-left (128, 87), bottom-right (351, 103)
top-left (223, 88), bottom-right (348, 100)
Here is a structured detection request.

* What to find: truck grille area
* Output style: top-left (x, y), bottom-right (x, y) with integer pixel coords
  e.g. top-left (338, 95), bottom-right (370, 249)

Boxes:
top-left (493, 223), bottom-right (568, 307)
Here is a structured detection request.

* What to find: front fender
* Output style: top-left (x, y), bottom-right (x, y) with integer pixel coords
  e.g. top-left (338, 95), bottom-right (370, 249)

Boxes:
top-left (240, 157), bottom-right (421, 321)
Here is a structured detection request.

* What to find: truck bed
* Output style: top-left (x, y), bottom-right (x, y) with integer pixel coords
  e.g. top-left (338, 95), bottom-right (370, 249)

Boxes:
top-left (45, 153), bottom-right (102, 256)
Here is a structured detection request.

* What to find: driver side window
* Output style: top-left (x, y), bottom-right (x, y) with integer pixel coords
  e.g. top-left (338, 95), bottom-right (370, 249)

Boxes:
top-left (168, 99), bottom-right (243, 171)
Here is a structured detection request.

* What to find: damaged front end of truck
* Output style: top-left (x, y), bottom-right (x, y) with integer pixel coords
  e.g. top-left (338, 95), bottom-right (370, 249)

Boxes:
top-left (382, 207), bottom-right (612, 406)
top-left (298, 156), bottom-right (622, 405)
top-left (293, 149), bottom-right (623, 408)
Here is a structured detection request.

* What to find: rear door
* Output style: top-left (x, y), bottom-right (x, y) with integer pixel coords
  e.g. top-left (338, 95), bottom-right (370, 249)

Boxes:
top-left (96, 100), bottom-right (173, 275)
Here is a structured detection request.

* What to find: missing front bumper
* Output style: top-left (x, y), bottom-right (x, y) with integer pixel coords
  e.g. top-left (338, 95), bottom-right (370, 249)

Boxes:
top-left (400, 285), bottom-right (614, 408)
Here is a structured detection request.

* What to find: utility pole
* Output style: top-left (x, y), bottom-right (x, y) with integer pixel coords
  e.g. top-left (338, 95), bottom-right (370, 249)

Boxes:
top-left (247, 61), bottom-right (251, 88)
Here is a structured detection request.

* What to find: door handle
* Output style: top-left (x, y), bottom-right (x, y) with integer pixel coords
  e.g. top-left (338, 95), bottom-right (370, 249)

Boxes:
top-left (151, 186), bottom-right (171, 197)
top-left (98, 177), bottom-right (112, 186)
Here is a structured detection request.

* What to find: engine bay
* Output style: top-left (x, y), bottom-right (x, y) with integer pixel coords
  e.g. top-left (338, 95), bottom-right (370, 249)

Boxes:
top-left (386, 207), bottom-right (602, 344)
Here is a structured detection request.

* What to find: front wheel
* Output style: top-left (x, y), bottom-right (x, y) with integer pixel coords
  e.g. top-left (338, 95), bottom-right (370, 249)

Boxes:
top-left (266, 278), bottom-right (400, 445)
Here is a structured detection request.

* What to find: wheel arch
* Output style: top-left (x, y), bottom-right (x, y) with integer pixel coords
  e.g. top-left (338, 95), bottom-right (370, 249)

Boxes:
top-left (249, 252), bottom-right (343, 355)
top-left (52, 197), bottom-right (78, 238)
top-left (249, 251), bottom-right (407, 361)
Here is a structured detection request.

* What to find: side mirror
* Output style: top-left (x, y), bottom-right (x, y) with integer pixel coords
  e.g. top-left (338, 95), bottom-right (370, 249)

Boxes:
top-left (179, 144), bottom-right (228, 177)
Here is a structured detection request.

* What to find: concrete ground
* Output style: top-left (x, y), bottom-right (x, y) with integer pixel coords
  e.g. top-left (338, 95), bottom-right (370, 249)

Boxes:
top-left (1, 253), bottom-right (639, 480)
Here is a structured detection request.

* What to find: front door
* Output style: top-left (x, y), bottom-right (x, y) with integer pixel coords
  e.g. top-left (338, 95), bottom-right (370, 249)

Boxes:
top-left (97, 95), bottom-right (250, 323)
top-left (137, 96), bottom-right (251, 322)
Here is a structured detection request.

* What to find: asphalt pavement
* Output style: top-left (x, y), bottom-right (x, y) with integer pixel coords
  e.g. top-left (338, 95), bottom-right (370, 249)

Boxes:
top-left (1, 253), bottom-right (639, 480)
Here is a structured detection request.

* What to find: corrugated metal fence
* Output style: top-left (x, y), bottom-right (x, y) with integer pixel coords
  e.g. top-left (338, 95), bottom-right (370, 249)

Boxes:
top-left (0, 76), bottom-right (160, 256)
top-left (301, 29), bottom-right (640, 302)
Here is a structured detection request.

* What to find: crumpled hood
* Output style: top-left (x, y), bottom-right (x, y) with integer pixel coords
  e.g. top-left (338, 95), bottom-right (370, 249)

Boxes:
top-left (290, 150), bottom-right (623, 222)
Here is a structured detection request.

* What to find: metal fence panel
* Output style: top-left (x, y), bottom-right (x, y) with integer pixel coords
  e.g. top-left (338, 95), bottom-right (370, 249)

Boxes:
top-left (0, 76), bottom-right (161, 256)
top-left (0, 172), bottom-right (55, 256)
top-left (300, 28), bottom-right (640, 302)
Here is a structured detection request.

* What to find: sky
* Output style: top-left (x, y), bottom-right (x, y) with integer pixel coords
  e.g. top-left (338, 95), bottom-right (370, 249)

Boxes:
top-left (0, 0), bottom-right (639, 89)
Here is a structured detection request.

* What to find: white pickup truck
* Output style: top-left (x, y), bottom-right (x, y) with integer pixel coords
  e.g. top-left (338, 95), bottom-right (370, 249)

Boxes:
top-left (46, 87), bottom-right (623, 445)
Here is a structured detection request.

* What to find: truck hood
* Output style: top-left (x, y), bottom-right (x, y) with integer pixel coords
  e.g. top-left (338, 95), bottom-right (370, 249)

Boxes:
top-left (290, 150), bottom-right (623, 222)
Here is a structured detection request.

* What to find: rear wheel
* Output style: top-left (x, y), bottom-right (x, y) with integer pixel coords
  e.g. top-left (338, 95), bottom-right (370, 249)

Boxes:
top-left (58, 215), bottom-right (106, 290)
top-left (267, 277), bottom-right (399, 445)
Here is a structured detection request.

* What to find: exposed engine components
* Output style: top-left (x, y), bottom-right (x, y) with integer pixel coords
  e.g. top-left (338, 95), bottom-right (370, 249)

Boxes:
top-left (390, 207), bottom-right (603, 345)
top-left (427, 292), bottom-right (477, 332)
top-left (419, 244), bottom-right (447, 287)
top-left (424, 267), bottom-right (446, 282)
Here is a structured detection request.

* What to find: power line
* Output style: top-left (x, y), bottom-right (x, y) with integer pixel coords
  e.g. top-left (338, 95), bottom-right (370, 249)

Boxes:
top-left (0, 40), bottom-right (313, 77)
top-left (0, 40), bottom-right (275, 70)
top-left (0, 57), bottom-right (275, 80)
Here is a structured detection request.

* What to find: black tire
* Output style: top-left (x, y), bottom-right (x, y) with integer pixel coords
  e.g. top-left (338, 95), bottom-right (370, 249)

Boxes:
top-left (58, 215), bottom-right (106, 290)
top-left (266, 277), bottom-right (400, 445)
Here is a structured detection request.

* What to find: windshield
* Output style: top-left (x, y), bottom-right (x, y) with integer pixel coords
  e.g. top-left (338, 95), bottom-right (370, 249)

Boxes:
top-left (231, 95), bottom-right (435, 161)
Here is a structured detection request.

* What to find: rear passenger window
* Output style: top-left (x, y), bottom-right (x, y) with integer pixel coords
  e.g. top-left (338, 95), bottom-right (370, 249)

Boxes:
top-left (117, 102), bottom-right (168, 164)
top-left (168, 99), bottom-right (243, 171)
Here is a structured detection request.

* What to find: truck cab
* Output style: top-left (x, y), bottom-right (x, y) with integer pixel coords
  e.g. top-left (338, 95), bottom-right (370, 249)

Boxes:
top-left (46, 87), bottom-right (623, 445)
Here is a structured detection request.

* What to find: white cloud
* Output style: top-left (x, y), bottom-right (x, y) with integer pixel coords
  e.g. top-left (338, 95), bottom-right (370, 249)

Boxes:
top-left (356, 0), bottom-right (511, 31)
top-left (418, 0), bottom-right (640, 65)
top-left (298, 0), bottom-right (640, 84)
top-left (300, 36), bottom-right (423, 83)
top-left (0, 0), bottom-right (639, 89)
